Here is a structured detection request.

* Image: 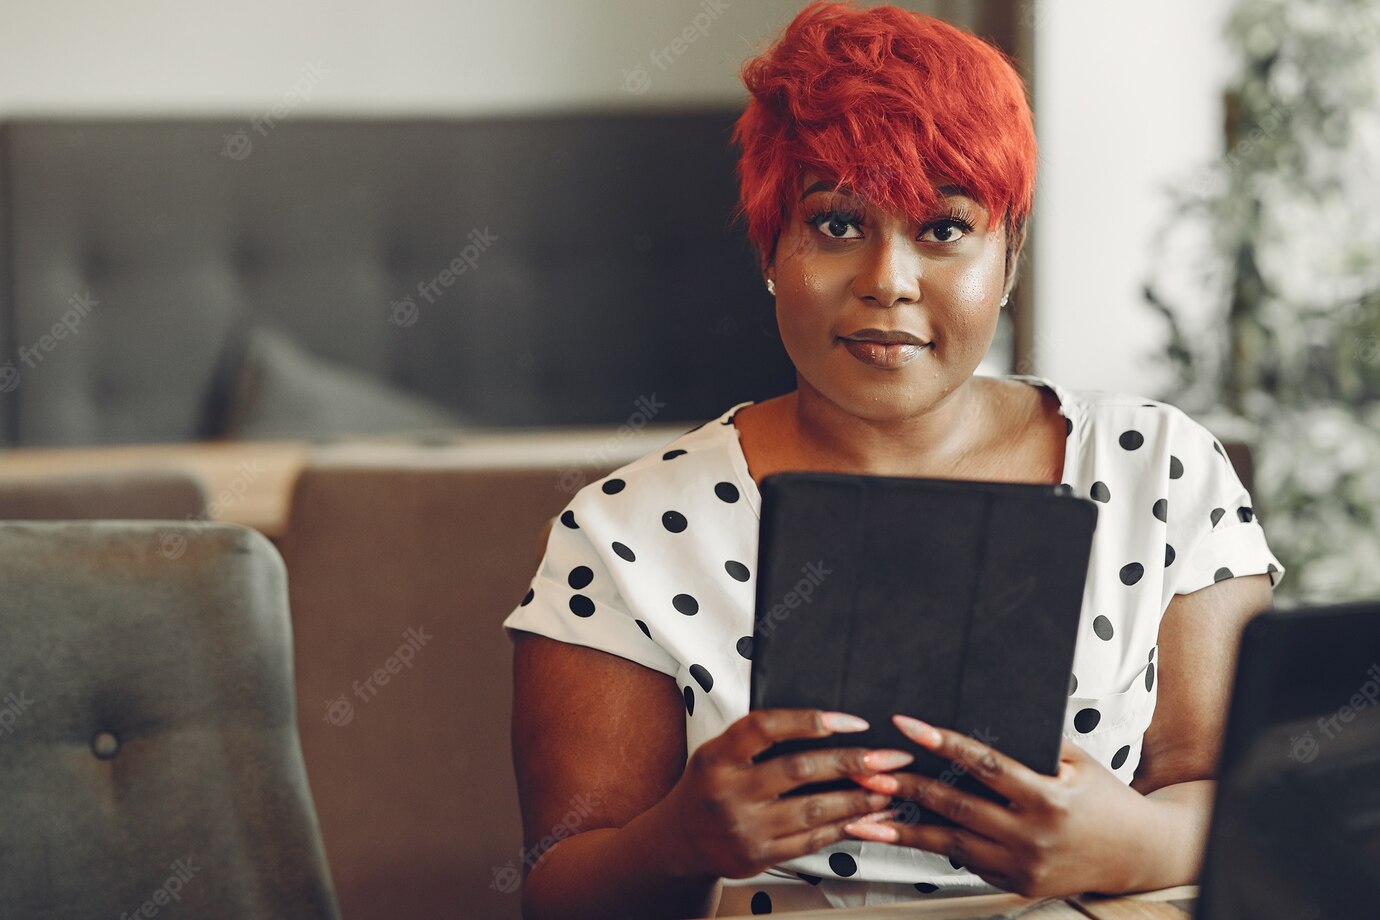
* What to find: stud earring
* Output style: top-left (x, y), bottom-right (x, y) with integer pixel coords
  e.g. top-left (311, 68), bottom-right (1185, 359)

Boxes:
top-left (1000, 294), bottom-right (1009, 307)
top-left (766, 278), bottom-right (776, 296)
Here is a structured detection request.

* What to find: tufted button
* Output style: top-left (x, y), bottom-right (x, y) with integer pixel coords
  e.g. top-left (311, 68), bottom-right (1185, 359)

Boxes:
top-left (91, 731), bottom-right (121, 759)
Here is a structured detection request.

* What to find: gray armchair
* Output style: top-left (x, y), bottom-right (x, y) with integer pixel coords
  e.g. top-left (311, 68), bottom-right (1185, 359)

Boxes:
top-left (0, 521), bottom-right (340, 919)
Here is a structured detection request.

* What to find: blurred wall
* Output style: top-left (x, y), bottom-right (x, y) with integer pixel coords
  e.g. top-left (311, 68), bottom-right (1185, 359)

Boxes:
top-left (1034, 0), bottom-right (1237, 396)
top-left (0, 0), bottom-right (1236, 400)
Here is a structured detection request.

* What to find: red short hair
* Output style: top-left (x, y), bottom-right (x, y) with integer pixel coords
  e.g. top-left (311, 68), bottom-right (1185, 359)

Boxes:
top-left (731, 1), bottom-right (1037, 270)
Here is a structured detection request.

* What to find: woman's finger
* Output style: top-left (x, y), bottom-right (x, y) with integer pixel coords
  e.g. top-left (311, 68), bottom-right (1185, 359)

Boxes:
top-left (892, 714), bottom-right (1045, 810)
top-left (715, 708), bottom-right (870, 766)
top-left (758, 787), bottom-right (896, 837)
top-left (843, 818), bottom-right (1013, 878)
top-left (853, 770), bottom-right (1019, 841)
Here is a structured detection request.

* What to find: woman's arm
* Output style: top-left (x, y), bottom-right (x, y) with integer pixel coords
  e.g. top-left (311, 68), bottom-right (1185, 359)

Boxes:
top-left (1113, 572), bottom-right (1275, 892)
top-left (511, 632), bottom-right (722, 920)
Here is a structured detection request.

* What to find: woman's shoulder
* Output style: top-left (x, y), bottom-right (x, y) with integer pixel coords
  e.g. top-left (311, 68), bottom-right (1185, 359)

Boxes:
top-left (1012, 375), bottom-right (1224, 456)
top-left (559, 399), bottom-right (757, 527)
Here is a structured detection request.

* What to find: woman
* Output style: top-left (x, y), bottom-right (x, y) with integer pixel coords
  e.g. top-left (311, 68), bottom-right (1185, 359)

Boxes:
top-left (504, 2), bottom-right (1286, 916)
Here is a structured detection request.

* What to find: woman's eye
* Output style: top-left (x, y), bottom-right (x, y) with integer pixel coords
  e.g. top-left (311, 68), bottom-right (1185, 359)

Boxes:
top-left (810, 212), bottom-right (863, 240)
top-left (920, 220), bottom-right (969, 244)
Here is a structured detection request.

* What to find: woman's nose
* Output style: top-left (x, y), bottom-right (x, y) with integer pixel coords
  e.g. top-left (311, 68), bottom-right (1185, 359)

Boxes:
top-left (849, 231), bottom-right (922, 307)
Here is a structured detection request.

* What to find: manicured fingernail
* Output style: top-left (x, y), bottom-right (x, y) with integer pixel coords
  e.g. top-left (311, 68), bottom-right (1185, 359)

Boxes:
top-left (894, 714), bottom-right (942, 747)
top-left (856, 772), bottom-right (900, 794)
top-left (844, 820), bottom-right (899, 842)
top-left (865, 793), bottom-right (892, 810)
top-left (863, 749), bottom-right (914, 771)
top-left (822, 712), bottom-right (870, 733)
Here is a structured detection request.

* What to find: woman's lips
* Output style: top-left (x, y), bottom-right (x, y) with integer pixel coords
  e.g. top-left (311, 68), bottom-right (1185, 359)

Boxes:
top-left (839, 338), bottom-right (932, 368)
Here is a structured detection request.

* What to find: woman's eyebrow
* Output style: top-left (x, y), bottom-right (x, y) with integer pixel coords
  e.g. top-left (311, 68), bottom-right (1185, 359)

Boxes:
top-left (798, 179), bottom-right (979, 203)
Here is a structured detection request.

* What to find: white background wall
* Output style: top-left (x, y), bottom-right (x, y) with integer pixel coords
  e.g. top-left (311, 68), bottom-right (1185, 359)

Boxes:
top-left (1032, 0), bottom-right (1237, 396)
top-left (0, 0), bottom-right (1237, 398)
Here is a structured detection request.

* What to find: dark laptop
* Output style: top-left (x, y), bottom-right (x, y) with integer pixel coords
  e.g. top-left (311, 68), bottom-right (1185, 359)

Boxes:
top-left (1196, 598), bottom-right (1380, 919)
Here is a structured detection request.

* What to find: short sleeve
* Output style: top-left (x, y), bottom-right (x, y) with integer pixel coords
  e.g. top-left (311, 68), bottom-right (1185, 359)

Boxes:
top-left (502, 503), bottom-right (681, 678)
top-left (1164, 411), bottom-right (1286, 597)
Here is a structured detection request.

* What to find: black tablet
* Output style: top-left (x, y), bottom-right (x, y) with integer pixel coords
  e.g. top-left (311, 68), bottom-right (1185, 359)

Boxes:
top-left (1196, 599), bottom-right (1380, 920)
top-left (748, 471), bottom-right (1098, 825)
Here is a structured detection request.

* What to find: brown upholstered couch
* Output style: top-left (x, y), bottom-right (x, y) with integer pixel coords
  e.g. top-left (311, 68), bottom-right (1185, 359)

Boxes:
top-left (278, 425), bottom-right (688, 920)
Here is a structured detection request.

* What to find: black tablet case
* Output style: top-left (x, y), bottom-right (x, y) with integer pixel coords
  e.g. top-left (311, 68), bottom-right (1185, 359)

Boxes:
top-left (749, 471), bottom-right (1098, 826)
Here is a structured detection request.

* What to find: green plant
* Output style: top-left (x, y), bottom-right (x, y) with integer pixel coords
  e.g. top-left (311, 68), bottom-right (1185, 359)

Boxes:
top-left (1144, 0), bottom-right (1380, 605)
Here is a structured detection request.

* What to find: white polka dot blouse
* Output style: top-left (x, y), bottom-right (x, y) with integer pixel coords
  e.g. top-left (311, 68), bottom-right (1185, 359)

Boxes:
top-left (503, 374), bottom-right (1286, 913)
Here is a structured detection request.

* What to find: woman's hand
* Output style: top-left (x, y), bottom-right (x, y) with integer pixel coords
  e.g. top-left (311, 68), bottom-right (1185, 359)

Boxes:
top-left (842, 714), bottom-right (1149, 898)
top-left (652, 708), bottom-right (918, 882)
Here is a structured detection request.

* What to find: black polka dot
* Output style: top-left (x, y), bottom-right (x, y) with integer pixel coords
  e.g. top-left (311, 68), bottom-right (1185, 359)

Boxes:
top-left (1214, 567), bottom-right (1234, 583)
top-left (1149, 646), bottom-right (1156, 661)
top-left (914, 882), bottom-right (939, 893)
top-left (567, 566), bottom-right (593, 589)
top-left (690, 663), bottom-right (714, 692)
top-left (636, 619), bottom-right (651, 639)
top-left (1213, 441), bottom-right (1227, 460)
top-left (1120, 562), bottom-right (1144, 586)
top-left (683, 685), bottom-right (695, 715)
top-left (672, 593), bottom-right (699, 616)
top-left (1090, 481), bottom-right (1111, 503)
top-left (750, 891), bottom-right (772, 914)
top-left (1068, 672), bottom-right (1078, 695)
top-left (569, 595), bottom-right (595, 617)
top-left (1237, 506), bottom-right (1254, 523)
top-left (725, 560), bottom-right (751, 582)
top-left (612, 541), bottom-right (636, 562)
top-left (736, 636), bottom-right (754, 659)
top-left (1111, 745), bottom-right (1131, 770)
top-left (1145, 662), bottom-right (1156, 691)
top-left (1074, 707), bottom-right (1101, 733)
top-left (828, 852), bottom-right (857, 877)
top-left (714, 481), bottom-right (740, 503)
top-left (1210, 507), bottom-right (1226, 528)
top-left (1165, 544), bottom-right (1176, 566)
top-left (948, 857), bottom-right (963, 871)
top-left (560, 510), bottom-right (578, 529)
top-left (1064, 417), bottom-right (1073, 437)
top-left (1093, 615), bottom-right (1114, 640)
top-left (601, 478), bottom-right (625, 494)
top-left (662, 449), bottom-right (687, 460)
top-left (520, 588), bottom-right (534, 606)
top-left (1152, 498), bottom-right (1168, 522)
top-left (1169, 455), bottom-right (1184, 479)
top-left (662, 510), bottom-right (688, 533)
top-left (1119, 430), bottom-right (1144, 450)
top-left (1268, 563), bottom-right (1279, 579)
top-left (797, 873), bottom-right (822, 886)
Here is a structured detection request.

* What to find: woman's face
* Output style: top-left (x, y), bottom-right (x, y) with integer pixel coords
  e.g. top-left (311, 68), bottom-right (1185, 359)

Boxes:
top-left (769, 170), bottom-right (1011, 421)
